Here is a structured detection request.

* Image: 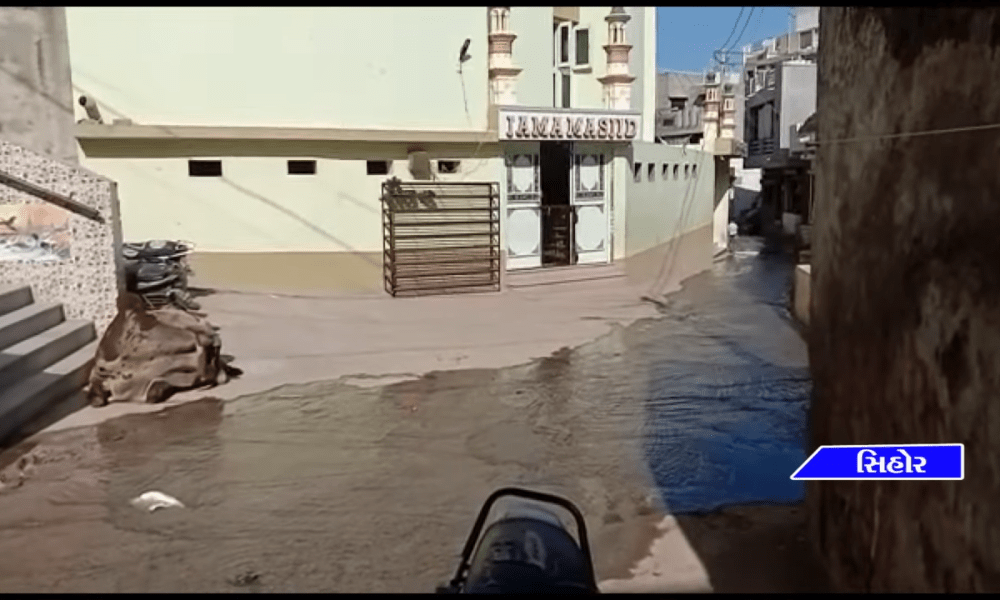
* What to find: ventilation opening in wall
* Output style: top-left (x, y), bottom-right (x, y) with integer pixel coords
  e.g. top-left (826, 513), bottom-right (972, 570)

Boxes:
top-left (367, 160), bottom-right (391, 175)
top-left (438, 160), bottom-right (460, 174)
top-left (189, 160), bottom-right (222, 177)
top-left (633, 162), bottom-right (642, 183)
top-left (647, 163), bottom-right (655, 182)
top-left (288, 160), bottom-right (317, 175)
top-left (662, 164), bottom-right (669, 180)
top-left (692, 164), bottom-right (698, 178)
top-left (673, 165), bottom-right (680, 180)
top-left (684, 165), bottom-right (690, 179)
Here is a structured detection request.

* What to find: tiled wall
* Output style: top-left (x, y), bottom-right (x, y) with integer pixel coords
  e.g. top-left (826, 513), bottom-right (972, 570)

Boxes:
top-left (0, 139), bottom-right (124, 335)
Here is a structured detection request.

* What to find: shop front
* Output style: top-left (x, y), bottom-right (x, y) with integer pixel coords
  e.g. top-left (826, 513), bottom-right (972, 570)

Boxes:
top-left (496, 107), bottom-right (641, 271)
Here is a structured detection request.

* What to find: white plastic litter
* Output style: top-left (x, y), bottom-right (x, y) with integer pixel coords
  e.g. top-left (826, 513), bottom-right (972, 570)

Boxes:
top-left (131, 491), bottom-right (185, 512)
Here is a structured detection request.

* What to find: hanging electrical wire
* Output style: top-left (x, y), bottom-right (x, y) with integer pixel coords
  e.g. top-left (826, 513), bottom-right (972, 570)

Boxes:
top-left (717, 7), bottom-right (745, 59)
top-left (735, 7), bottom-right (766, 58)
top-left (816, 122), bottom-right (1000, 146)
top-left (726, 7), bottom-right (756, 54)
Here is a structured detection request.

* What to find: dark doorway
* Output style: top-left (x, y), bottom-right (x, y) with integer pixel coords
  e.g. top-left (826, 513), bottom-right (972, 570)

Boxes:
top-left (539, 141), bottom-right (576, 266)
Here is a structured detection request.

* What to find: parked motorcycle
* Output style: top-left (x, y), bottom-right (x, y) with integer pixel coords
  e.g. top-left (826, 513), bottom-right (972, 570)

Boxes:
top-left (122, 240), bottom-right (201, 311)
top-left (437, 487), bottom-right (599, 594)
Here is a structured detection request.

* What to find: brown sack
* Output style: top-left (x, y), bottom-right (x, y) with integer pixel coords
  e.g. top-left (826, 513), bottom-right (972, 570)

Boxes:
top-left (87, 293), bottom-right (241, 406)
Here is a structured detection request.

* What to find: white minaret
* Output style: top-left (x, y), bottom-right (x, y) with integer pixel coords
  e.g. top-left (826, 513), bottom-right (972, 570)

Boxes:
top-left (598, 7), bottom-right (636, 110)
top-left (702, 73), bottom-right (721, 141)
top-left (720, 81), bottom-right (736, 139)
top-left (487, 7), bottom-right (521, 105)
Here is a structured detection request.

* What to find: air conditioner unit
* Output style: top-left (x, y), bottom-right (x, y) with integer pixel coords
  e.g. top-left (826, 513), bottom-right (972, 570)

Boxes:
top-left (408, 151), bottom-right (432, 180)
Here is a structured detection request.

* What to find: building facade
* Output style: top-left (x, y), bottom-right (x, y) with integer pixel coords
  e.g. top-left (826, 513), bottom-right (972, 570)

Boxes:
top-left (0, 7), bottom-right (77, 165)
top-left (741, 6), bottom-right (818, 236)
top-left (654, 71), bottom-right (705, 145)
top-left (65, 7), bottom-right (718, 295)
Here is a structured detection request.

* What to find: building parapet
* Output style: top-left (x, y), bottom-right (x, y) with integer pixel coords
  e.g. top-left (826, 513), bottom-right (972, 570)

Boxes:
top-left (76, 123), bottom-right (499, 145)
top-left (742, 26), bottom-right (819, 67)
top-left (708, 137), bottom-right (743, 157)
top-left (553, 6), bottom-right (579, 22)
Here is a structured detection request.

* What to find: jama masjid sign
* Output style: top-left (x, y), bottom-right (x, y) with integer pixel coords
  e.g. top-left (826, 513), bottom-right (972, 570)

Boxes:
top-left (499, 110), bottom-right (639, 142)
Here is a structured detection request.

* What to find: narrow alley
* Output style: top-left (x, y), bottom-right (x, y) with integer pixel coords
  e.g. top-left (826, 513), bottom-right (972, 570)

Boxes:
top-left (0, 238), bottom-right (827, 593)
top-left (2, 6), bottom-right (999, 594)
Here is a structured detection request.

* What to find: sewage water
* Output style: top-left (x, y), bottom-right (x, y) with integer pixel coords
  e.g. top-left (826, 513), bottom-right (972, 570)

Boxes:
top-left (0, 237), bottom-right (811, 593)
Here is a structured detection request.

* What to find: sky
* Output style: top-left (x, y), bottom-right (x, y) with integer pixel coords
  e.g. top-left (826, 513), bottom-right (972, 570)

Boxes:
top-left (656, 7), bottom-right (794, 73)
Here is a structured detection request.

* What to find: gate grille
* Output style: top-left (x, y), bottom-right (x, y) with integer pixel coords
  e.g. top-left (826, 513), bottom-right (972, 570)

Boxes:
top-left (382, 179), bottom-right (501, 297)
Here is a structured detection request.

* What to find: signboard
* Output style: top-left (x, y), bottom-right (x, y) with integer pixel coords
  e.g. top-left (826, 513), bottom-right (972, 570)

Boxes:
top-left (499, 109), bottom-right (639, 142)
top-left (790, 444), bottom-right (964, 481)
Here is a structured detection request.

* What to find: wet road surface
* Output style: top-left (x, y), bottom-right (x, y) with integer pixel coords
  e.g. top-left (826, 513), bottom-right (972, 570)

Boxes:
top-left (0, 237), bottom-right (825, 593)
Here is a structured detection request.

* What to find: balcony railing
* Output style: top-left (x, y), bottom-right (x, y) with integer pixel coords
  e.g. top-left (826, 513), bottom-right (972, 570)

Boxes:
top-left (743, 28), bottom-right (819, 65)
top-left (748, 138), bottom-right (777, 157)
top-left (746, 69), bottom-right (778, 97)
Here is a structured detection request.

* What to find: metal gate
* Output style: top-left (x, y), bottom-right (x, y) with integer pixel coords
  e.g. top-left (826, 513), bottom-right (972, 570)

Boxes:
top-left (382, 179), bottom-right (501, 297)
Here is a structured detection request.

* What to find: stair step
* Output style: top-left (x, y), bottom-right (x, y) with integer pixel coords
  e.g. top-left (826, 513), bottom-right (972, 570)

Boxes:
top-left (0, 303), bottom-right (64, 351)
top-left (12, 390), bottom-right (89, 444)
top-left (0, 319), bottom-right (96, 389)
top-left (506, 263), bottom-right (626, 288)
top-left (0, 341), bottom-right (97, 445)
top-left (0, 284), bottom-right (33, 318)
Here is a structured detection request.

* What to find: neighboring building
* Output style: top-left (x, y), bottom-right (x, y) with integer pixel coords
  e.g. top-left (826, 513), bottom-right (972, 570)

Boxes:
top-left (741, 6), bottom-right (818, 236)
top-left (0, 7), bottom-right (77, 164)
top-left (64, 7), bottom-right (723, 295)
top-left (655, 69), bottom-right (743, 148)
top-left (790, 110), bottom-right (816, 253)
top-left (0, 7), bottom-right (126, 443)
top-left (655, 71), bottom-right (705, 145)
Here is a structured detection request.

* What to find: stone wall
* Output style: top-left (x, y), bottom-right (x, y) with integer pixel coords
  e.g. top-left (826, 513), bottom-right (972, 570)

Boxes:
top-left (809, 8), bottom-right (1000, 593)
top-left (0, 139), bottom-right (123, 335)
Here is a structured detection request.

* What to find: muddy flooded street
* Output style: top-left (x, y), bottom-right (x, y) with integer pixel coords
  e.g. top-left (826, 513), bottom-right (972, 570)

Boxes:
top-left (0, 238), bottom-right (821, 593)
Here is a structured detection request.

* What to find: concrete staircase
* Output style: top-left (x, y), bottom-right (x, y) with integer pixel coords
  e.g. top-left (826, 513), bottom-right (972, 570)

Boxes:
top-left (0, 284), bottom-right (98, 445)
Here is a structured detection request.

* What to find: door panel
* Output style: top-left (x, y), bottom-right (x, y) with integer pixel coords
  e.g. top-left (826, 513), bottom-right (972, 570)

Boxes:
top-left (571, 145), bottom-right (609, 265)
top-left (541, 205), bottom-right (574, 266)
top-left (504, 145), bottom-right (541, 270)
